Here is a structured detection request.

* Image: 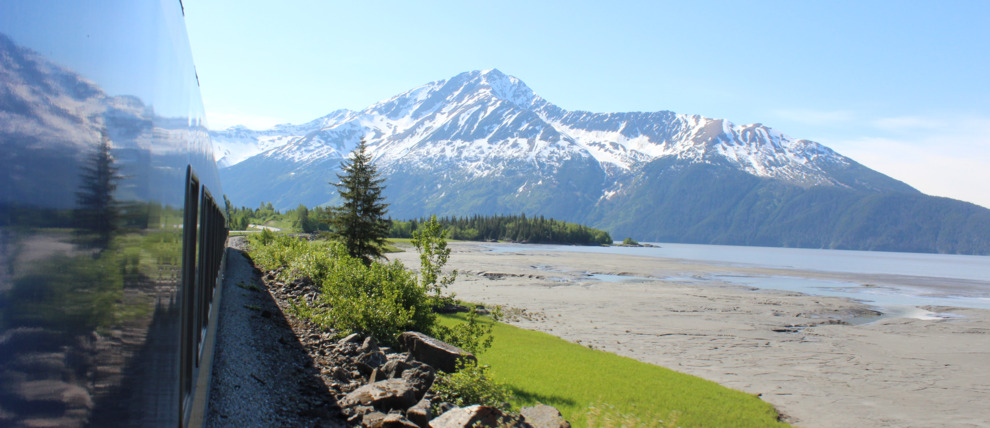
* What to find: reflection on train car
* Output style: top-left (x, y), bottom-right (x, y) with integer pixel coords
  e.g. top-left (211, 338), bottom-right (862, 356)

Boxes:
top-left (0, 1), bottom-right (227, 426)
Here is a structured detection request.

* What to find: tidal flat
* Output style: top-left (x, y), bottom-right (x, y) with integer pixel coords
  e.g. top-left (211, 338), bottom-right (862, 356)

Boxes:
top-left (392, 241), bottom-right (990, 427)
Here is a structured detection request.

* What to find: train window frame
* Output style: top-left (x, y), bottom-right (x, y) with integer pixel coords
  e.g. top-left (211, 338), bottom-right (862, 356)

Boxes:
top-left (180, 165), bottom-right (229, 427)
top-left (180, 166), bottom-right (200, 422)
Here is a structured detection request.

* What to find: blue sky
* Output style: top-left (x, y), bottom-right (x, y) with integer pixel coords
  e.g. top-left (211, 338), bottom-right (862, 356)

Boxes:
top-left (183, 1), bottom-right (989, 208)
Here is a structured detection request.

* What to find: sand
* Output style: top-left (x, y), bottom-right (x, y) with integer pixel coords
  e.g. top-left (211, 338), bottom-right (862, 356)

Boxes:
top-left (391, 242), bottom-right (990, 427)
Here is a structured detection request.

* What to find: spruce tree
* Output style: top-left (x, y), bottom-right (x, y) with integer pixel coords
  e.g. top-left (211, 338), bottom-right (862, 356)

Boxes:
top-left (328, 139), bottom-right (390, 264)
top-left (75, 130), bottom-right (120, 250)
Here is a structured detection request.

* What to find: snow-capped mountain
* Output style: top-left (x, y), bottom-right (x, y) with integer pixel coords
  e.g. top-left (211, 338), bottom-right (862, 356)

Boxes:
top-left (211, 110), bottom-right (351, 167)
top-left (217, 69), bottom-right (990, 254)
top-left (216, 69), bottom-right (904, 192)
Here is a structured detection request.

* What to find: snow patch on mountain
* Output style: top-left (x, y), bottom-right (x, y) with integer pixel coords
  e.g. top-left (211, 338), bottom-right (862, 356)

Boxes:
top-left (215, 68), bottom-right (861, 191)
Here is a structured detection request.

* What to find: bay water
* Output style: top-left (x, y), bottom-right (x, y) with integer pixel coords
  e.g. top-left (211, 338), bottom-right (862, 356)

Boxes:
top-left (491, 242), bottom-right (990, 314)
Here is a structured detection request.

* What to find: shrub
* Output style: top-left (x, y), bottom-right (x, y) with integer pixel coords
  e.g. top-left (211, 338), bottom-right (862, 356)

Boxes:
top-left (248, 230), bottom-right (309, 273)
top-left (411, 215), bottom-right (457, 308)
top-left (316, 254), bottom-right (436, 341)
top-left (434, 305), bottom-right (500, 355)
top-left (250, 230), bottom-right (495, 348)
top-left (432, 358), bottom-right (513, 413)
top-left (251, 233), bottom-right (435, 342)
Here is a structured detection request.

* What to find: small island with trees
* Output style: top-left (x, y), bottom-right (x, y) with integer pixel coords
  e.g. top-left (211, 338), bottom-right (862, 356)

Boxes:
top-left (616, 237), bottom-right (660, 248)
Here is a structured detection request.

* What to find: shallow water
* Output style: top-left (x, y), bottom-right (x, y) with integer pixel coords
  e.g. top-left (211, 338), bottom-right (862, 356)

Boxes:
top-left (515, 242), bottom-right (990, 281)
top-left (712, 274), bottom-right (990, 313)
top-left (490, 242), bottom-right (990, 314)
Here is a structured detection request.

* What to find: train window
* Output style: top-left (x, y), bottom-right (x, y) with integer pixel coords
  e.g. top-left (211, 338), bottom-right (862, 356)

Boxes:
top-left (180, 165), bottom-right (229, 426)
top-left (180, 166), bottom-right (200, 424)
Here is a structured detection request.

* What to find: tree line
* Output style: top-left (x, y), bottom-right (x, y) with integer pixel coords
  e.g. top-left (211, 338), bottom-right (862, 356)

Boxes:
top-left (390, 214), bottom-right (612, 246)
top-left (225, 205), bottom-right (613, 247)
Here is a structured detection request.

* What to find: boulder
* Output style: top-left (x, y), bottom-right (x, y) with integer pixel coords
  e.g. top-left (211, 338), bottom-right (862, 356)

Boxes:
top-left (360, 410), bottom-right (421, 428)
top-left (380, 413), bottom-right (422, 428)
top-left (406, 398), bottom-right (432, 428)
top-left (398, 332), bottom-right (476, 373)
top-left (342, 378), bottom-right (419, 412)
top-left (13, 379), bottom-right (93, 410)
top-left (356, 350), bottom-right (388, 377)
top-left (428, 405), bottom-right (509, 428)
top-left (401, 363), bottom-right (436, 401)
top-left (361, 411), bottom-right (388, 427)
top-left (520, 405), bottom-right (570, 428)
top-left (346, 405), bottom-right (375, 425)
top-left (360, 336), bottom-right (381, 353)
top-left (338, 333), bottom-right (364, 346)
top-left (381, 358), bottom-right (413, 378)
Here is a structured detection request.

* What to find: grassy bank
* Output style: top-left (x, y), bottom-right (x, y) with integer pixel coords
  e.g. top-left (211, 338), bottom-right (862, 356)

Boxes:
top-left (440, 314), bottom-right (787, 427)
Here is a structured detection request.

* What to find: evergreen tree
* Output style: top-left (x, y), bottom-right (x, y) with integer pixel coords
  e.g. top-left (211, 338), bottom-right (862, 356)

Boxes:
top-left (327, 139), bottom-right (390, 263)
top-left (75, 131), bottom-right (120, 250)
top-left (294, 204), bottom-right (314, 233)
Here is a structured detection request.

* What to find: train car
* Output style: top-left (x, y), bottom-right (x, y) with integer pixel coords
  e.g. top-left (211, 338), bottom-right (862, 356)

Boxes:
top-left (0, 1), bottom-right (227, 426)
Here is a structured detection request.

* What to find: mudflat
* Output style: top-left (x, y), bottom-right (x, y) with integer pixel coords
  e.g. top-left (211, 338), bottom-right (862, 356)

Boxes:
top-left (391, 242), bottom-right (990, 427)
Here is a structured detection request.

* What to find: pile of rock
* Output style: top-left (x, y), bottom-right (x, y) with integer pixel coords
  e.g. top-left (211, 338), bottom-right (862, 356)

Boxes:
top-left (333, 332), bottom-right (569, 428)
top-left (261, 269), bottom-right (570, 428)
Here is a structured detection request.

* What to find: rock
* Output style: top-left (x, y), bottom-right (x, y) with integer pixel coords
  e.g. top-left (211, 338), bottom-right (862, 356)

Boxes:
top-left (348, 405), bottom-right (375, 420)
top-left (382, 359), bottom-right (413, 378)
top-left (358, 349), bottom-right (388, 370)
top-left (0, 327), bottom-right (68, 359)
top-left (361, 336), bottom-right (381, 353)
top-left (434, 401), bottom-right (456, 416)
top-left (400, 363), bottom-right (436, 401)
top-left (339, 333), bottom-right (364, 346)
top-left (342, 378), bottom-right (419, 412)
top-left (369, 368), bottom-right (386, 384)
top-left (428, 405), bottom-right (510, 428)
top-left (362, 411), bottom-right (388, 427)
top-left (520, 405), bottom-right (570, 428)
top-left (406, 398), bottom-right (432, 428)
top-left (398, 332), bottom-right (476, 373)
top-left (381, 413), bottom-right (422, 428)
top-left (330, 366), bottom-right (349, 381)
top-left (8, 352), bottom-right (69, 378)
top-left (14, 380), bottom-right (93, 410)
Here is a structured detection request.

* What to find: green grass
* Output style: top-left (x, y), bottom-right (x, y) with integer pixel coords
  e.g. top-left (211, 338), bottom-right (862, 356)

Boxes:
top-left (261, 218), bottom-right (294, 230)
top-left (382, 242), bottom-right (405, 253)
top-left (439, 314), bottom-right (787, 428)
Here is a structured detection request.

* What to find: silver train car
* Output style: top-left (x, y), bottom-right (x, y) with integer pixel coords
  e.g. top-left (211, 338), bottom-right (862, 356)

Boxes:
top-left (0, 1), bottom-right (227, 426)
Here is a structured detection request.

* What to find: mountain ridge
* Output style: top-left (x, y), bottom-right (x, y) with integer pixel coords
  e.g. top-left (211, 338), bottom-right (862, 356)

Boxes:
top-left (215, 69), bottom-right (989, 254)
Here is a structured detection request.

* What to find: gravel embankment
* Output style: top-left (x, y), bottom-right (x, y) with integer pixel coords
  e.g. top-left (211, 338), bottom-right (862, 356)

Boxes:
top-left (206, 237), bottom-right (346, 427)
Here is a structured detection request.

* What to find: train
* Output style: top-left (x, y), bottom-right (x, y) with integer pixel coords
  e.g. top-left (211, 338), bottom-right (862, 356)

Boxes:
top-left (1, 1), bottom-right (227, 426)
